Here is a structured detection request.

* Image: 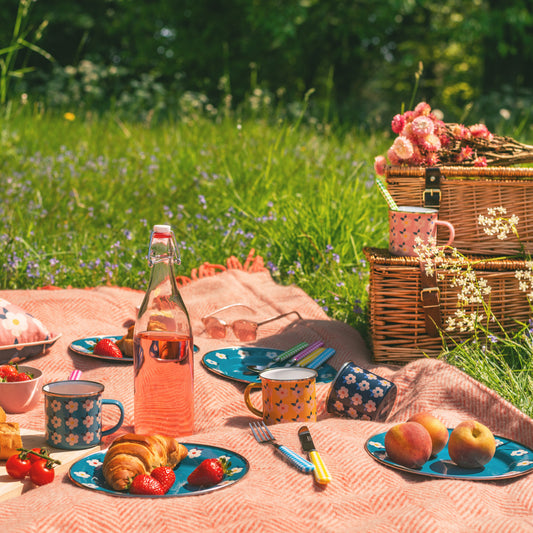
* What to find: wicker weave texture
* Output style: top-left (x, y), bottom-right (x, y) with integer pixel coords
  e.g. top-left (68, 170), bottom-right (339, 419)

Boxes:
top-left (365, 248), bottom-right (532, 364)
top-left (386, 166), bottom-right (533, 256)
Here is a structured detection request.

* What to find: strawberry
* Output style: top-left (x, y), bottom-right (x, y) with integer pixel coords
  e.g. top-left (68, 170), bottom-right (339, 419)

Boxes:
top-left (0, 364), bottom-right (18, 381)
top-left (93, 338), bottom-right (123, 358)
top-left (9, 371), bottom-right (33, 382)
top-left (187, 457), bottom-right (232, 487)
top-left (129, 474), bottom-right (165, 495)
top-left (151, 466), bottom-right (175, 493)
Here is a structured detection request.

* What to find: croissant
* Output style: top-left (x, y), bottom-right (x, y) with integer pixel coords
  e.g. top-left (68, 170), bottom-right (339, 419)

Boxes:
top-left (102, 433), bottom-right (188, 491)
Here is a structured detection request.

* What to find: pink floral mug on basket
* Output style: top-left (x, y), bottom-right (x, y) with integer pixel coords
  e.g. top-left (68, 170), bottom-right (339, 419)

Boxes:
top-left (389, 206), bottom-right (455, 257)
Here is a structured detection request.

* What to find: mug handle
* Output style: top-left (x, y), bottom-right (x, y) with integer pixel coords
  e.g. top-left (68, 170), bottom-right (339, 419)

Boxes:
top-left (101, 399), bottom-right (125, 437)
top-left (244, 382), bottom-right (263, 417)
top-left (436, 220), bottom-right (455, 247)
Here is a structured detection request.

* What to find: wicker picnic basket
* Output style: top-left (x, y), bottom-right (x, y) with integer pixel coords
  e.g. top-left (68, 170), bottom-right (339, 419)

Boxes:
top-left (385, 166), bottom-right (533, 256)
top-left (364, 247), bottom-right (532, 364)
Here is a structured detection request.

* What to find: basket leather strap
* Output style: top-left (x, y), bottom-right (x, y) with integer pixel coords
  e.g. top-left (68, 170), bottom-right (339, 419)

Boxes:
top-left (419, 261), bottom-right (442, 337)
top-left (424, 167), bottom-right (442, 207)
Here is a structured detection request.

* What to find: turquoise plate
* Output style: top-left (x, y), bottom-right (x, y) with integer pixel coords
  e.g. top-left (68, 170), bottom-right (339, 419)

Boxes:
top-left (69, 335), bottom-right (198, 363)
top-left (201, 346), bottom-right (336, 384)
top-left (365, 429), bottom-right (533, 480)
top-left (68, 443), bottom-right (249, 497)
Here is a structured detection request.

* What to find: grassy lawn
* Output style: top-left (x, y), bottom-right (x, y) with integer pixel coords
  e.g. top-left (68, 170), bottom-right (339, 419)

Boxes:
top-left (1, 106), bottom-right (532, 417)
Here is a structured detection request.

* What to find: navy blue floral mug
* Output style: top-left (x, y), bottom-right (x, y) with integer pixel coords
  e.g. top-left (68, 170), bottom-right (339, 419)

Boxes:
top-left (326, 362), bottom-right (397, 421)
top-left (43, 380), bottom-right (124, 450)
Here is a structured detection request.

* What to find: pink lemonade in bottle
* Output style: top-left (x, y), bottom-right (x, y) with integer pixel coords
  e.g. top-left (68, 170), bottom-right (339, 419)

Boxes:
top-left (134, 331), bottom-right (194, 436)
top-left (134, 224), bottom-right (194, 437)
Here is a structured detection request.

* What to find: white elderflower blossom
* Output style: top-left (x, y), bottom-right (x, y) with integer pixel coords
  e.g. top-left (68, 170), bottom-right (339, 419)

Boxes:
top-left (478, 206), bottom-right (519, 240)
top-left (413, 236), bottom-right (446, 280)
top-left (413, 236), bottom-right (492, 334)
top-left (515, 260), bottom-right (533, 301)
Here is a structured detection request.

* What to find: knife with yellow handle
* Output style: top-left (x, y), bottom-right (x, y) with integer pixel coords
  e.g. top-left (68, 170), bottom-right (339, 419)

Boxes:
top-left (298, 426), bottom-right (332, 485)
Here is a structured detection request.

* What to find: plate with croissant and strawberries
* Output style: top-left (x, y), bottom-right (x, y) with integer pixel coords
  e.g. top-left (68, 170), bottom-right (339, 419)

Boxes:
top-left (68, 433), bottom-right (249, 497)
top-left (69, 329), bottom-right (198, 363)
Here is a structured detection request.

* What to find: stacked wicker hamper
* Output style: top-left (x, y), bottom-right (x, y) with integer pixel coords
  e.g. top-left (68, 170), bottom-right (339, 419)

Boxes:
top-left (365, 166), bottom-right (533, 364)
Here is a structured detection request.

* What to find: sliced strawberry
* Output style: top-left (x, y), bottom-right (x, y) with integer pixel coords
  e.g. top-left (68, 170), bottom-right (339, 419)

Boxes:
top-left (9, 372), bottom-right (33, 382)
top-left (93, 338), bottom-right (123, 358)
top-left (151, 466), bottom-right (175, 493)
top-left (129, 474), bottom-right (165, 495)
top-left (187, 457), bottom-right (232, 487)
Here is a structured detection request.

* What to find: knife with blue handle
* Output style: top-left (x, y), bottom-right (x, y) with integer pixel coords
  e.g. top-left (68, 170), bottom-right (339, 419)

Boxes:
top-left (298, 426), bottom-right (332, 484)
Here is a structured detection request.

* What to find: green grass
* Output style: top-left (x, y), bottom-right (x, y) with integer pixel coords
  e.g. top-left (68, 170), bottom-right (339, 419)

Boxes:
top-left (1, 107), bottom-right (389, 334)
top-left (1, 105), bottom-right (532, 418)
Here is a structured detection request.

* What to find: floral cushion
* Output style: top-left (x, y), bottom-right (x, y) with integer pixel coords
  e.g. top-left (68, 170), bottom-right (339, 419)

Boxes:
top-left (0, 298), bottom-right (60, 363)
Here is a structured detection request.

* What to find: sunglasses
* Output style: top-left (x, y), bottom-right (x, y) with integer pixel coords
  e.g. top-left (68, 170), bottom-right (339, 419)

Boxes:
top-left (201, 304), bottom-right (302, 341)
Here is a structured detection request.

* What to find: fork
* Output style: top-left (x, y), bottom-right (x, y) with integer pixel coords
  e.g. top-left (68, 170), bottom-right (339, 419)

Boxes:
top-left (249, 421), bottom-right (314, 474)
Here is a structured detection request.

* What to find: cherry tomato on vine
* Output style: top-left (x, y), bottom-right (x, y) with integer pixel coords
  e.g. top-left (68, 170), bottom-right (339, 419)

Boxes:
top-left (6, 454), bottom-right (32, 479)
top-left (28, 447), bottom-right (46, 463)
top-left (29, 459), bottom-right (55, 486)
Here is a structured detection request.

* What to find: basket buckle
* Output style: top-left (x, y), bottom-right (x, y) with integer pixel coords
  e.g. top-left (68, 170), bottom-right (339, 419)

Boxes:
top-left (420, 286), bottom-right (442, 337)
top-left (424, 167), bottom-right (442, 207)
top-left (420, 286), bottom-right (440, 303)
top-left (423, 188), bottom-right (441, 204)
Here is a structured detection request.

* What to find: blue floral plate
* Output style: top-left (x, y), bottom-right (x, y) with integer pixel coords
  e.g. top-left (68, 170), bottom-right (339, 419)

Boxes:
top-left (69, 335), bottom-right (198, 363)
top-left (68, 443), bottom-right (249, 497)
top-left (365, 429), bottom-right (533, 480)
top-left (201, 346), bottom-right (336, 384)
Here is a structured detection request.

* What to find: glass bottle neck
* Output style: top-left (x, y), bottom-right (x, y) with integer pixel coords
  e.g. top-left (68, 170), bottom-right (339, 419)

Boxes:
top-left (148, 231), bottom-right (180, 267)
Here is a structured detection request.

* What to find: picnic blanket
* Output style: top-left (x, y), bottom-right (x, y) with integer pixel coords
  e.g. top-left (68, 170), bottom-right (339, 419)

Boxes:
top-left (1, 268), bottom-right (532, 532)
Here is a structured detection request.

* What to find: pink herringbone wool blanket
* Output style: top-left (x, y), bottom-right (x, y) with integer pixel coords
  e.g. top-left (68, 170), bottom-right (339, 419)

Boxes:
top-left (0, 269), bottom-right (532, 532)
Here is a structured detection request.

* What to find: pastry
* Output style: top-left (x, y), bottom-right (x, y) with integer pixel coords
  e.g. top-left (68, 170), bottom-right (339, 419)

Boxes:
top-left (102, 433), bottom-right (187, 491)
top-left (147, 311), bottom-right (174, 332)
top-left (116, 325), bottom-right (134, 357)
top-left (0, 405), bottom-right (6, 423)
top-left (0, 422), bottom-right (22, 460)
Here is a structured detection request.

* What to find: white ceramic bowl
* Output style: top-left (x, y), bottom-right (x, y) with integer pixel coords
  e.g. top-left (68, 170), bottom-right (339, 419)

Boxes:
top-left (0, 365), bottom-right (43, 413)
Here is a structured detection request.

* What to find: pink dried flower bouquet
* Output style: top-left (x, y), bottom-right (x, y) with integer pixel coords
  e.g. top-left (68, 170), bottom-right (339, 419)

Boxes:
top-left (375, 102), bottom-right (533, 175)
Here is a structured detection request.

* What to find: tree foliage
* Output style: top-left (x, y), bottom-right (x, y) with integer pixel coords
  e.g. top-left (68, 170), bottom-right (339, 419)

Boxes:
top-left (1, 0), bottom-right (532, 125)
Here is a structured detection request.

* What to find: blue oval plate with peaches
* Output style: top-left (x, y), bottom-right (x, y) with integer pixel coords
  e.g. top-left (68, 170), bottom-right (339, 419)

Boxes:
top-left (365, 430), bottom-right (533, 480)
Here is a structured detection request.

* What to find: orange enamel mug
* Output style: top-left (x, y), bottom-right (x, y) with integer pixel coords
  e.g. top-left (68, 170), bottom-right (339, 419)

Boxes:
top-left (244, 367), bottom-right (317, 425)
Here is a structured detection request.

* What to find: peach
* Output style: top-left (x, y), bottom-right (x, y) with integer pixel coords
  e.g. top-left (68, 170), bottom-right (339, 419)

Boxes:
top-left (408, 412), bottom-right (449, 456)
top-left (448, 420), bottom-right (496, 469)
top-left (384, 421), bottom-right (433, 469)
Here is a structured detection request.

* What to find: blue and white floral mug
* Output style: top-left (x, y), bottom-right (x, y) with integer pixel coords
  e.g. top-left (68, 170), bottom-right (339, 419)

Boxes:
top-left (43, 380), bottom-right (124, 450)
top-left (326, 362), bottom-right (397, 421)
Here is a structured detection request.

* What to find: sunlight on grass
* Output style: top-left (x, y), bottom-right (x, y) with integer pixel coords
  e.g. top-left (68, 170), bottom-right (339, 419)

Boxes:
top-left (1, 105), bottom-right (532, 418)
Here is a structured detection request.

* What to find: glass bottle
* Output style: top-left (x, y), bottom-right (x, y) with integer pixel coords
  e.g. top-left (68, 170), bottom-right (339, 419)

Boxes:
top-left (133, 224), bottom-right (194, 437)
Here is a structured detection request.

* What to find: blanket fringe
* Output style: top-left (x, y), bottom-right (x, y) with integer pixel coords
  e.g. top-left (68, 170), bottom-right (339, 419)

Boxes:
top-left (176, 248), bottom-right (267, 288)
top-left (37, 249), bottom-right (267, 290)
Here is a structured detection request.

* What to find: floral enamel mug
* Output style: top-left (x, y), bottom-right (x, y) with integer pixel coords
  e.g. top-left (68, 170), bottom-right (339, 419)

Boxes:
top-left (43, 380), bottom-right (124, 450)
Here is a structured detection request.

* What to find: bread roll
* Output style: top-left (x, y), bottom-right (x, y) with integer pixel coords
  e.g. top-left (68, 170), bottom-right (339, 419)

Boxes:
top-left (102, 433), bottom-right (187, 491)
top-left (0, 422), bottom-right (22, 460)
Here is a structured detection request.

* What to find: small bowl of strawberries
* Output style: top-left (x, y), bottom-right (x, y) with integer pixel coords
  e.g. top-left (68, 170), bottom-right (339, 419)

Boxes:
top-left (0, 364), bottom-right (43, 413)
